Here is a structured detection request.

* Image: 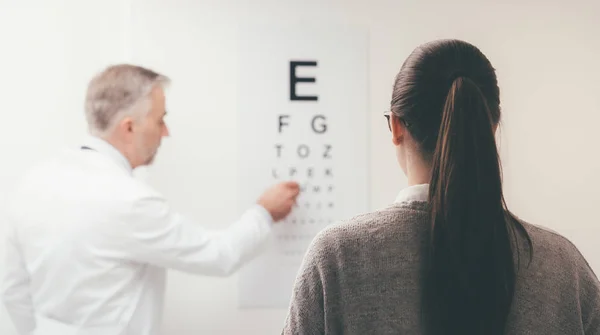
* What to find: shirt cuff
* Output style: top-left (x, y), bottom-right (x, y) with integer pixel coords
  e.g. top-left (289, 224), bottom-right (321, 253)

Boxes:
top-left (250, 204), bottom-right (274, 227)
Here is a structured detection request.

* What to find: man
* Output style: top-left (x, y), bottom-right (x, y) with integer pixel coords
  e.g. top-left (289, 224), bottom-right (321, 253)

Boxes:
top-left (1, 64), bottom-right (300, 335)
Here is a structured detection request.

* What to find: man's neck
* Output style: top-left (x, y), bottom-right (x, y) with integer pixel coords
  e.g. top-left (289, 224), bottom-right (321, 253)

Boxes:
top-left (93, 135), bottom-right (136, 170)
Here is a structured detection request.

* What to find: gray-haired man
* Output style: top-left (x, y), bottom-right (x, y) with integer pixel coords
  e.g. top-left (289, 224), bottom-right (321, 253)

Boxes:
top-left (1, 64), bottom-right (299, 335)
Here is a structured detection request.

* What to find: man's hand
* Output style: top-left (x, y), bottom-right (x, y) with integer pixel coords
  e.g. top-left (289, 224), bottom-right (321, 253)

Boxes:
top-left (257, 181), bottom-right (300, 222)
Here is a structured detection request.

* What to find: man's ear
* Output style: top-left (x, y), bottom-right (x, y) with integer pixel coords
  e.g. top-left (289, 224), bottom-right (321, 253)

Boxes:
top-left (391, 115), bottom-right (405, 146)
top-left (117, 117), bottom-right (135, 134)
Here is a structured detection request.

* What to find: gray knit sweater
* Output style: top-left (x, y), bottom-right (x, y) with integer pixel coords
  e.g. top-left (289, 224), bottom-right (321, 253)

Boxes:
top-left (282, 201), bottom-right (600, 334)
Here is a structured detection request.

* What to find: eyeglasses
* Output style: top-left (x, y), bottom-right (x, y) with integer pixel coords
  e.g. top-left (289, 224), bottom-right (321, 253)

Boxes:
top-left (384, 111), bottom-right (409, 131)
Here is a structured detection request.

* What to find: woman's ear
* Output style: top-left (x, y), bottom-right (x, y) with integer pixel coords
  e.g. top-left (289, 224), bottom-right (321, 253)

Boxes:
top-left (391, 115), bottom-right (406, 146)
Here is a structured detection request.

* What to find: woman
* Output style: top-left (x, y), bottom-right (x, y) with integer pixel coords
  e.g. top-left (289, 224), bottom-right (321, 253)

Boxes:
top-left (282, 39), bottom-right (600, 335)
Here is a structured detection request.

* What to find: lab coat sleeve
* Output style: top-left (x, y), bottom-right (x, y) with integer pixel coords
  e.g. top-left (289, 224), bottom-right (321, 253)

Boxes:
top-left (117, 195), bottom-right (274, 276)
top-left (1, 220), bottom-right (36, 335)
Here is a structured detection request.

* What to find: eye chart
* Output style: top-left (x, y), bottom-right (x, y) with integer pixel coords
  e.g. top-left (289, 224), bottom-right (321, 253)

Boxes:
top-left (237, 24), bottom-right (369, 308)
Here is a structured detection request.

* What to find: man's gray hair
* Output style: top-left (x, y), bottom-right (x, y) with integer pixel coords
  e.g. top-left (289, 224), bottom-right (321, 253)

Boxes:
top-left (85, 64), bottom-right (170, 137)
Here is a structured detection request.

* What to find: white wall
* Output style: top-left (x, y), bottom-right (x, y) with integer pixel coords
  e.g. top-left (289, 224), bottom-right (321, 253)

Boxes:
top-left (0, 0), bottom-right (599, 334)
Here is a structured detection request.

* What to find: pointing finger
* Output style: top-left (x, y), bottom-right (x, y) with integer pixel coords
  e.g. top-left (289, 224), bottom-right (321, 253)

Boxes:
top-left (285, 181), bottom-right (300, 189)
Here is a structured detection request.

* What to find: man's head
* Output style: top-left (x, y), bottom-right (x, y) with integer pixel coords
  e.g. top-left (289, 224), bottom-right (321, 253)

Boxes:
top-left (85, 64), bottom-right (170, 169)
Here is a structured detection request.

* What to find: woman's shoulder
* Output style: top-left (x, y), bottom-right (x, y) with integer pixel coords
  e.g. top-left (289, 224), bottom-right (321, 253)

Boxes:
top-left (320, 201), bottom-right (427, 234)
top-left (512, 218), bottom-right (600, 330)
top-left (306, 202), bottom-right (430, 262)
top-left (515, 217), bottom-right (599, 291)
top-left (520, 219), bottom-right (594, 269)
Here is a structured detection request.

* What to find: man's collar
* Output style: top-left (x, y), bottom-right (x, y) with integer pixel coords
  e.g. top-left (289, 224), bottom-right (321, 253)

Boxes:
top-left (394, 183), bottom-right (429, 204)
top-left (81, 135), bottom-right (133, 175)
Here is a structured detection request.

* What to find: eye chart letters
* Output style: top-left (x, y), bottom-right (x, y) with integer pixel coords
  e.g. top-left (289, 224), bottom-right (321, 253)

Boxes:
top-left (237, 24), bottom-right (369, 308)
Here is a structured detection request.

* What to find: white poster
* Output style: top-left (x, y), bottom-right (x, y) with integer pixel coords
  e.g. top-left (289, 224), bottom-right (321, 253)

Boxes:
top-left (237, 24), bottom-right (369, 308)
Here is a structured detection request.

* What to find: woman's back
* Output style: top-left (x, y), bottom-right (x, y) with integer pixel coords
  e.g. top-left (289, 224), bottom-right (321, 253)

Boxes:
top-left (282, 39), bottom-right (600, 334)
top-left (282, 186), bottom-right (600, 334)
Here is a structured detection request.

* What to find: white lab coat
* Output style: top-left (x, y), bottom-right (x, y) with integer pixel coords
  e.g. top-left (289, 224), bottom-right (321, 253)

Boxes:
top-left (1, 136), bottom-right (274, 335)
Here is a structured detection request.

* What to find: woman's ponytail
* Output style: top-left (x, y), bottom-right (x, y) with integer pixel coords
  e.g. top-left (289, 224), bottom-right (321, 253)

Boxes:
top-left (425, 76), bottom-right (518, 335)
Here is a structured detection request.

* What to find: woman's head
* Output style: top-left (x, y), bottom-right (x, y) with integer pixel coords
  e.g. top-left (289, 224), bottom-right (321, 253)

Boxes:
top-left (388, 40), bottom-right (532, 335)
top-left (388, 39), bottom-right (500, 178)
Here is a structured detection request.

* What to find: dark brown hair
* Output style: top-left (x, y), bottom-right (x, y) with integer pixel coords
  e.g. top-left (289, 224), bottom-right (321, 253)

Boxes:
top-left (390, 39), bottom-right (532, 335)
